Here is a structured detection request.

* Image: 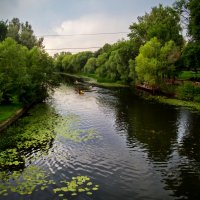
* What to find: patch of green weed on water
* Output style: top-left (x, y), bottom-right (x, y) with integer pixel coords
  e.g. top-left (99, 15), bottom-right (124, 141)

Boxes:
top-left (53, 176), bottom-right (100, 198)
top-left (0, 165), bottom-right (53, 196)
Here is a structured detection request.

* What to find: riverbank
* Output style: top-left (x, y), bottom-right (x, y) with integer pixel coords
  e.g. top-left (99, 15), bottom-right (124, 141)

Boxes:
top-left (143, 95), bottom-right (200, 112)
top-left (0, 104), bottom-right (22, 123)
top-left (59, 72), bottom-right (200, 112)
top-left (0, 104), bottom-right (31, 132)
top-left (59, 72), bottom-right (129, 88)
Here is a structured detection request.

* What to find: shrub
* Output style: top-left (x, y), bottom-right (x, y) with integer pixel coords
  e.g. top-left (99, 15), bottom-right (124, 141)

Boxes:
top-left (176, 82), bottom-right (200, 101)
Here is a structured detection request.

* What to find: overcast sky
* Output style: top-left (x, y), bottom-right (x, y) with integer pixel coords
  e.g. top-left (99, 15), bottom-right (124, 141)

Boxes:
top-left (0, 0), bottom-right (175, 54)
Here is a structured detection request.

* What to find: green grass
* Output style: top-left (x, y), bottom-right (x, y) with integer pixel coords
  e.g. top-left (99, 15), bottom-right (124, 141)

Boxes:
top-left (0, 104), bottom-right (22, 123)
top-left (178, 71), bottom-right (200, 80)
top-left (147, 96), bottom-right (200, 111)
top-left (59, 72), bottom-right (129, 88)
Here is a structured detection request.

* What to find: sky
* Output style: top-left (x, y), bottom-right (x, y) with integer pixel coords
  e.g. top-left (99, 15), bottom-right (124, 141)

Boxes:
top-left (0, 0), bottom-right (175, 54)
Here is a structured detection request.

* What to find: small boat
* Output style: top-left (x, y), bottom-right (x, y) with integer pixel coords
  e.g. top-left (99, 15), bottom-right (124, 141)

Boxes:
top-left (79, 90), bottom-right (84, 95)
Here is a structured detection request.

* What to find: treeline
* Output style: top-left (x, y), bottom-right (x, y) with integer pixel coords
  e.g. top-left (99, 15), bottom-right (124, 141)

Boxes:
top-left (54, 0), bottom-right (200, 89)
top-left (0, 18), bottom-right (56, 105)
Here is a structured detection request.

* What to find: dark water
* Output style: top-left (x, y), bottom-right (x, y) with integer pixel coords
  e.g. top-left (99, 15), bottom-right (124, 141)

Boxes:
top-left (1, 83), bottom-right (200, 200)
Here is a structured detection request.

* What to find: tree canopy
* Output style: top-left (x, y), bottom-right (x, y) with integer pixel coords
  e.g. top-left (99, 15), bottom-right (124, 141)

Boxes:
top-left (128, 4), bottom-right (183, 46)
top-left (6, 18), bottom-right (43, 49)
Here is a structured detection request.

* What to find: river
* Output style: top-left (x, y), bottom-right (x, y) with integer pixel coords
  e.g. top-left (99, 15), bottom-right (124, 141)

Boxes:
top-left (0, 82), bottom-right (200, 200)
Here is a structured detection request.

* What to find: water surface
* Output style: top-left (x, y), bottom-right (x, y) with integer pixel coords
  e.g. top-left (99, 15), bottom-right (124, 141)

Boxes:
top-left (0, 83), bottom-right (200, 200)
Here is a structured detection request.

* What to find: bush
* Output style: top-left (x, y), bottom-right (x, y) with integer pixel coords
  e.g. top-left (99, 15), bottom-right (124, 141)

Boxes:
top-left (176, 82), bottom-right (200, 102)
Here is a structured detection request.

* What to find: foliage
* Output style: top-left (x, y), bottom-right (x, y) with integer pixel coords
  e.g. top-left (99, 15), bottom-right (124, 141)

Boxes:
top-left (53, 176), bottom-right (99, 197)
top-left (84, 57), bottom-right (96, 73)
top-left (174, 0), bottom-right (200, 80)
top-left (0, 168), bottom-right (99, 198)
top-left (0, 38), bottom-right (29, 103)
top-left (182, 42), bottom-right (200, 72)
top-left (188, 0), bottom-right (200, 42)
top-left (58, 51), bottom-right (93, 73)
top-left (135, 38), bottom-right (180, 86)
top-left (135, 38), bottom-right (161, 85)
top-left (178, 71), bottom-right (200, 80)
top-left (160, 40), bottom-right (181, 78)
top-left (129, 4), bottom-right (183, 46)
top-left (0, 38), bottom-right (56, 104)
top-left (0, 165), bottom-right (51, 196)
top-left (0, 104), bottom-right (22, 123)
top-left (0, 20), bottom-right (7, 42)
top-left (0, 103), bottom-right (100, 169)
top-left (7, 18), bottom-right (43, 49)
top-left (176, 82), bottom-right (200, 102)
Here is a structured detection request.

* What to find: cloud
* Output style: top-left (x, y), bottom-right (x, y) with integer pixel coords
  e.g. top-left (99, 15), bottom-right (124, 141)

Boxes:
top-left (43, 14), bottom-right (133, 55)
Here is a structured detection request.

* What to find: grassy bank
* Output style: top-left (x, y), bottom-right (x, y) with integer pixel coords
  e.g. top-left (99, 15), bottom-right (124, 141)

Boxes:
top-left (59, 72), bottom-right (200, 111)
top-left (59, 72), bottom-right (129, 88)
top-left (178, 71), bottom-right (200, 80)
top-left (0, 104), bottom-right (22, 123)
top-left (146, 95), bottom-right (200, 111)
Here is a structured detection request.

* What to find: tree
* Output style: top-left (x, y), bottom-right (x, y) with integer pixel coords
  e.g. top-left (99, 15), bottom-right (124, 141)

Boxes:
top-left (25, 47), bottom-right (56, 103)
top-left (182, 42), bottom-right (200, 72)
top-left (61, 53), bottom-right (72, 72)
top-left (174, 0), bottom-right (200, 72)
top-left (0, 38), bottom-right (29, 103)
top-left (95, 53), bottom-right (109, 78)
top-left (7, 18), bottom-right (44, 49)
top-left (129, 4), bottom-right (183, 46)
top-left (19, 21), bottom-right (38, 49)
top-left (160, 40), bottom-right (181, 78)
top-left (0, 20), bottom-right (7, 41)
top-left (135, 38), bottom-right (180, 86)
top-left (84, 57), bottom-right (96, 73)
top-left (174, 0), bottom-right (200, 42)
top-left (135, 38), bottom-right (162, 85)
top-left (188, 0), bottom-right (200, 42)
top-left (6, 18), bottom-right (20, 42)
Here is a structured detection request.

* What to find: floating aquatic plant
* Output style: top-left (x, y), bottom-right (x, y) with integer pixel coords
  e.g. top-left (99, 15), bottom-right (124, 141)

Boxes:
top-left (0, 165), bottom-right (54, 196)
top-left (54, 115), bottom-right (101, 143)
top-left (0, 104), bottom-right (101, 197)
top-left (53, 176), bottom-right (99, 198)
top-left (0, 166), bottom-right (100, 198)
top-left (0, 149), bottom-right (24, 167)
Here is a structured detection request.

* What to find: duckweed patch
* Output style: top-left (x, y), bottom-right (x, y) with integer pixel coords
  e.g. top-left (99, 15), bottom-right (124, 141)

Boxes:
top-left (0, 103), bottom-right (101, 197)
top-left (0, 165), bottom-right (54, 196)
top-left (0, 104), bottom-right (57, 169)
top-left (53, 176), bottom-right (100, 198)
top-left (54, 114), bottom-right (101, 143)
top-left (0, 149), bottom-right (24, 169)
top-left (0, 167), bottom-right (99, 198)
top-left (0, 103), bottom-right (100, 169)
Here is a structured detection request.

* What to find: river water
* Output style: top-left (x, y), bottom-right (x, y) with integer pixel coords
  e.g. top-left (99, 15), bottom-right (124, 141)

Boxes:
top-left (0, 83), bottom-right (200, 200)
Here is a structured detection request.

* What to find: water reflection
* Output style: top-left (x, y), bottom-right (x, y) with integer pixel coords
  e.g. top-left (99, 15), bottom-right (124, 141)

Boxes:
top-left (1, 79), bottom-right (200, 200)
top-left (96, 87), bottom-right (200, 199)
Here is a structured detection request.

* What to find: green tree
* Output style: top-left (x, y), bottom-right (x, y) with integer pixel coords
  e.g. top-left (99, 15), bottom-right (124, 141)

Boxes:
top-left (188, 0), bottom-right (200, 42)
top-left (25, 47), bottom-right (56, 103)
top-left (84, 57), bottom-right (96, 73)
top-left (129, 4), bottom-right (183, 46)
top-left (136, 38), bottom-right (180, 85)
top-left (0, 38), bottom-right (29, 103)
top-left (62, 53), bottom-right (73, 72)
top-left (160, 40), bottom-right (180, 78)
top-left (0, 20), bottom-right (7, 41)
top-left (54, 52), bottom-right (70, 72)
top-left (135, 37), bottom-right (161, 85)
top-left (175, 0), bottom-right (200, 42)
top-left (7, 18), bottom-right (43, 49)
top-left (95, 53), bottom-right (109, 78)
top-left (182, 42), bottom-right (200, 72)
